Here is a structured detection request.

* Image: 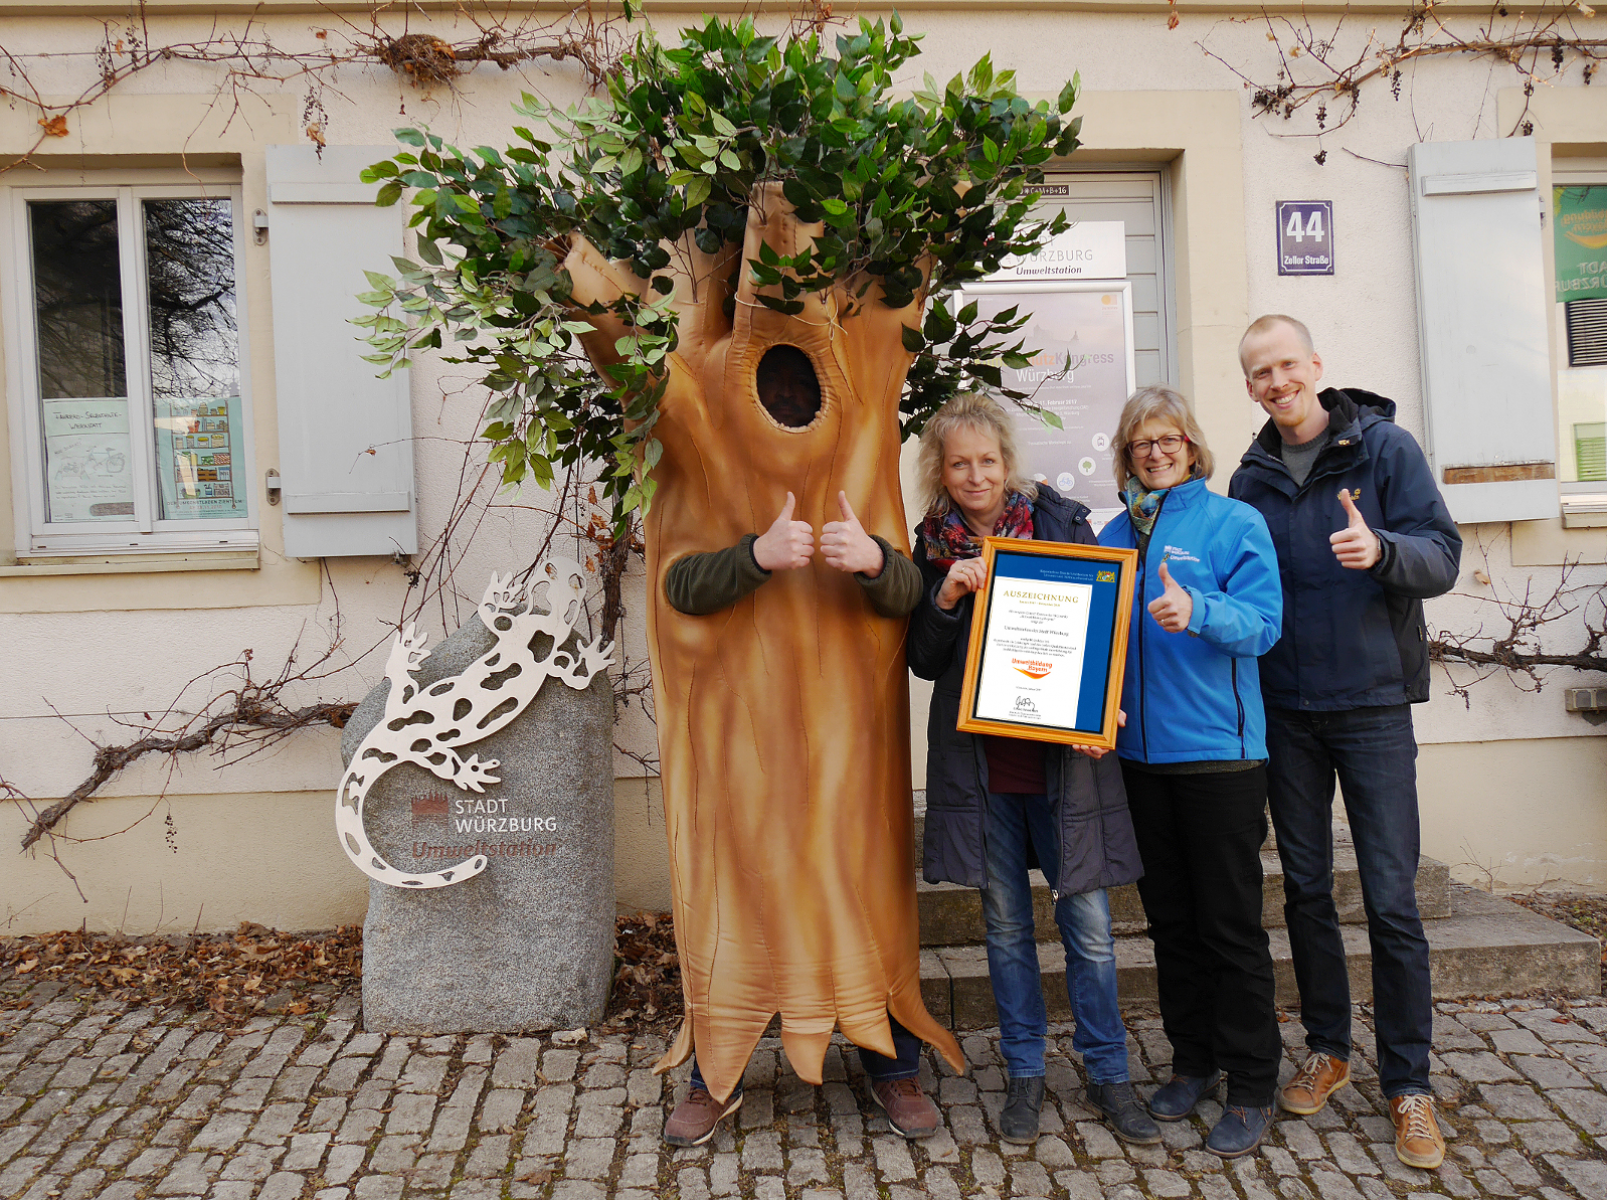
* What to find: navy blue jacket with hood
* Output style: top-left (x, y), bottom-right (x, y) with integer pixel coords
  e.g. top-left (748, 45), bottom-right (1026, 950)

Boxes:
top-left (908, 483), bottom-right (1144, 895)
top-left (1228, 388), bottom-right (1462, 710)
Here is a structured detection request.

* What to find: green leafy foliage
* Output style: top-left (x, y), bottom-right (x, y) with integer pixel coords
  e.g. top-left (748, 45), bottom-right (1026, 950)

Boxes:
top-left (356, 13), bottom-right (1082, 528)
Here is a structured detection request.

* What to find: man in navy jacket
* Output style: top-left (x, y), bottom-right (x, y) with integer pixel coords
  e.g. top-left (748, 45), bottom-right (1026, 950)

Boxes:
top-left (1228, 315), bottom-right (1461, 1171)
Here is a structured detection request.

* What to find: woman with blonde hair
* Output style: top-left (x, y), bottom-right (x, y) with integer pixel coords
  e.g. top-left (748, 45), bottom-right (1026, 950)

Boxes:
top-left (908, 392), bottom-right (1157, 1147)
top-left (1098, 385), bottom-right (1283, 1158)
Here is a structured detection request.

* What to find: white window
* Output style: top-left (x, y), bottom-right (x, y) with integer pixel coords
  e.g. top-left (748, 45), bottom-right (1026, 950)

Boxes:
top-left (1552, 160), bottom-right (1607, 520)
top-left (2, 175), bottom-right (255, 555)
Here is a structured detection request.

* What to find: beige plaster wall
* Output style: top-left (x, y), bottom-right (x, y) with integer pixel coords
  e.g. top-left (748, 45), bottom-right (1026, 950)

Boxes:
top-left (2, 6), bottom-right (1606, 935)
top-left (2, 778), bottom-right (673, 935)
top-left (1421, 737), bottom-right (1607, 893)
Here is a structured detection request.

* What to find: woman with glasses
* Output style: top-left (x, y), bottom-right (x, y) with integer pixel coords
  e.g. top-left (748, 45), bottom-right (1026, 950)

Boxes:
top-left (1098, 386), bottom-right (1285, 1158)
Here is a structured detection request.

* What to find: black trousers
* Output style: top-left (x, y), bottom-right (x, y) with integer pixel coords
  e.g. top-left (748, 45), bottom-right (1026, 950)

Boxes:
top-left (1122, 763), bottom-right (1281, 1107)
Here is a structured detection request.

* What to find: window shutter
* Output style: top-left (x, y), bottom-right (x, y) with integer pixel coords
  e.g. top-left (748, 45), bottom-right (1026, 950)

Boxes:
top-left (265, 145), bottom-right (417, 557)
top-left (1408, 137), bottom-right (1557, 523)
top-left (1567, 299), bottom-right (1607, 367)
top-left (1574, 422), bottom-right (1606, 481)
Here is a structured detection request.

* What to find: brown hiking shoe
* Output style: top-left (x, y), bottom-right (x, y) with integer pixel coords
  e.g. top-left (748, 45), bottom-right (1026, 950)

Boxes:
top-left (1278, 1052), bottom-right (1350, 1115)
top-left (871, 1077), bottom-right (940, 1138)
top-left (663, 1083), bottom-right (742, 1147)
top-left (1390, 1093), bottom-right (1446, 1169)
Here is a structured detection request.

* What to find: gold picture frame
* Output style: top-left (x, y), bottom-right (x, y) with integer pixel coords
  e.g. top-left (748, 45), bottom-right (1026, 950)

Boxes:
top-left (956, 537), bottom-right (1139, 750)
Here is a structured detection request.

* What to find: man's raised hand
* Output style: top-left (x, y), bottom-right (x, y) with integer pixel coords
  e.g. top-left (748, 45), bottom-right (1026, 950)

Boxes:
top-left (1146, 560), bottom-right (1193, 633)
top-left (820, 491), bottom-right (884, 577)
top-left (1330, 489), bottom-right (1381, 570)
top-left (752, 492), bottom-right (816, 571)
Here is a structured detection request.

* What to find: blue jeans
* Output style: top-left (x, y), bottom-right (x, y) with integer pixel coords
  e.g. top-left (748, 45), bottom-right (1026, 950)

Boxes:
top-left (981, 790), bottom-right (1129, 1084)
top-left (689, 1015), bottom-right (922, 1093)
top-left (1265, 705), bottom-right (1433, 1098)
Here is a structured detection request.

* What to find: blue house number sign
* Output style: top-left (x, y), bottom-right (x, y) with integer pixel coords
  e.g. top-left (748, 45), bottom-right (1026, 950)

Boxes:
top-left (1277, 200), bottom-right (1334, 276)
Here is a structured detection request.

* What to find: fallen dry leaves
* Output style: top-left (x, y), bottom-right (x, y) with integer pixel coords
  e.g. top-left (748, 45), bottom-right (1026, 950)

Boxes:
top-left (0, 923), bottom-right (363, 1022)
top-left (0, 913), bottom-right (685, 1032)
top-left (599, 911), bottom-right (683, 1036)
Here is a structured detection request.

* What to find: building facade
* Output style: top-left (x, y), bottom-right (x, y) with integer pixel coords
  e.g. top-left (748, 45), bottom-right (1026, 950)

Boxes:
top-left (2, 1), bottom-right (1605, 935)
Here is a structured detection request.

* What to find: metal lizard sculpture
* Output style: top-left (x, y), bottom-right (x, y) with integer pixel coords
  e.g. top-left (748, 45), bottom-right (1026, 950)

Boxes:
top-left (335, 560), bottom-right (613, 888)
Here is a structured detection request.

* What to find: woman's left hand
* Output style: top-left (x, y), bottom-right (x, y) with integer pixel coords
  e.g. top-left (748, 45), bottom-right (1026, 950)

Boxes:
top-left (1071, 709), bottom-right (1126, 759)
top-left (820, 491), bottom-right (884, 576)
top-left (1146, 561), bottom-right (1193, 634)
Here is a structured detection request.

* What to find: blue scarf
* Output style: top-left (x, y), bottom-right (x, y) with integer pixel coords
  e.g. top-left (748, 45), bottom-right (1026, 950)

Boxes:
top-left (1122, 468), bottom-right (1201, 538)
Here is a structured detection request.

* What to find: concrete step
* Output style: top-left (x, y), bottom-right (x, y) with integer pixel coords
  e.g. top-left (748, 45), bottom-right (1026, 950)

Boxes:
top-left (916, 883), bottom-right (1602, 1030)
top-left (917, 848), bottom-right (1452, 946)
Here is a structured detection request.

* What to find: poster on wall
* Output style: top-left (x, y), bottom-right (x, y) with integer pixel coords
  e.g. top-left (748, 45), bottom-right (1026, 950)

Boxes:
top-left (1555, 186), bottom-right (1607, 303)
top-left (41, 397), bottom-right (134, 522)
top-left (153, 395), bottom-right (248, 520)
top-left (991, 221), bottom-right (1127, 283)
top-left (958, 283), bottom-right (1137, 526)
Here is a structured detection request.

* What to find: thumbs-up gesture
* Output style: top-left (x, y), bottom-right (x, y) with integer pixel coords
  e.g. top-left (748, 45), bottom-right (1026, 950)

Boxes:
top-left (1146, 560), bottom-right (1193, 633)
top-left (752, 492), bottom-right (815, 571)
top-left (820, 491), bottom-right (884, 577)
top-left (1330, 489), bottom-right (1381, 570)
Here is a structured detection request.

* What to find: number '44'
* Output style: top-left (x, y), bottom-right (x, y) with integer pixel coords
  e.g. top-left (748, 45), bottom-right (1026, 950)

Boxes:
top-left (1287, 209), bottom-right (1325, 243)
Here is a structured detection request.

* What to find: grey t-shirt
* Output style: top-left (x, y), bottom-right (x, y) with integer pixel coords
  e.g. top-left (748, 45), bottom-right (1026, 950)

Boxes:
top-left (1280, 422), bottom-right (1333, 488)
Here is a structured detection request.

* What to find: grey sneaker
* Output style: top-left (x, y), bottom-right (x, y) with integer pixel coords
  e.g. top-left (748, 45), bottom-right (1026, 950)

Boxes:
top-left (999, 1075), bottom-right (1045, 1144)
top-left (1207, 1103), bottom-right (1273, 1158)
top-left (1149, 1071), bottom-right (1222, 1121)
top-left (1088, 1080), bottom-right (1162, 1145)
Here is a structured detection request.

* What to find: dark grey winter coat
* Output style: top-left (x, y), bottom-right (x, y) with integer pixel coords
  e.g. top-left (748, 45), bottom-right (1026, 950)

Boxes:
top-left (909, 484), bottom-right (1145, 895)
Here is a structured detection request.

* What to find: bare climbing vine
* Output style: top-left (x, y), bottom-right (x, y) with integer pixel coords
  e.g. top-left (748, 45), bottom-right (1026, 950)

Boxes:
top-left (13, 636), bottom-right (360, 894)
top-left (0, 2), bottom-right (674, 883)
top-left (1196, 0), bottom-right (1607, 152)
top-left (0, 1), bottom-right (629, 172)
top-left (5, 450), bottom-right (655, 883)
top-left (1428, 532), bottom-right (1607, 705)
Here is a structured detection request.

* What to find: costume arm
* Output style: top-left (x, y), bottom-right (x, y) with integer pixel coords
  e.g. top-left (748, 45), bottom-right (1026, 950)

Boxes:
top-left (1366, 430), bottom-right (1462, 600)
top-left (1182, 510), bottom-right (1284, 657)
top-left (664, 537), bottom-right (771, 615)
top-left (856, 537), bottom-right (924, 618)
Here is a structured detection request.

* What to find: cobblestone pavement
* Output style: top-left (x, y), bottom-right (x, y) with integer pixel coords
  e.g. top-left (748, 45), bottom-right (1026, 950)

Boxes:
top-left (5, 984), bottom-right (1607, 1200)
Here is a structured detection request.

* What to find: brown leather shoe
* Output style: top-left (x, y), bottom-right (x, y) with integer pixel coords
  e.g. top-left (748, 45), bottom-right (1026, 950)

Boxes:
top-left (871, 1077), bottom-right (941, 1138)
top-left (1389, 1093), bottom-right (1446, 1169)
top-left (663, 1083), bottom-right (742, 1147)
top-left (1278, 1051), bottom-right (1350, 1115)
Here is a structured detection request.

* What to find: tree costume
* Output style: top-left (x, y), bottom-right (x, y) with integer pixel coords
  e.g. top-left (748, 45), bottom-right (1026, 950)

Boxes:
top-left (565, 185), bottom-right (962, 1099)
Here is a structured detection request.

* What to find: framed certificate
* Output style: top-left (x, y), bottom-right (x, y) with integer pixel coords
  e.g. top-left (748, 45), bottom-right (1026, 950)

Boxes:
top-left (956, 537), bottom-right (1139, 749)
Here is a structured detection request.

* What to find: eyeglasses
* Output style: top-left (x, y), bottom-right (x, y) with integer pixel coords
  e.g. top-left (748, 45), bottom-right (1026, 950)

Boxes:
top-left (1128, 433), bottom-right (1189, 458)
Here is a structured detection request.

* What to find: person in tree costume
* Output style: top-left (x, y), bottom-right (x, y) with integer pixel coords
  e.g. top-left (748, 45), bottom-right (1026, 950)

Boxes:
top-left (564, 190), bottom-right (961, 1138)
top-left (357, 13), bottom-right (1084, 1142)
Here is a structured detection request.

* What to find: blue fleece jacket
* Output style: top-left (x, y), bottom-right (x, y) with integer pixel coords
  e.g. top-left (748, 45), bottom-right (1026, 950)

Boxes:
top-left (1099, 477), bottom-right (1283, 764)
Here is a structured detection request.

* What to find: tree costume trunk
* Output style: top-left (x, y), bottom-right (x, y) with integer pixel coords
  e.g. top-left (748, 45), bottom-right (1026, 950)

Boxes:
top-left (566, 185), bottom-right (964, 1100)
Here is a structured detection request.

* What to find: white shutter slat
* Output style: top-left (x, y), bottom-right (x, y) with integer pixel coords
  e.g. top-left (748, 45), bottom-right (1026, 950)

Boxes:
top-left (265, 145), bottom-right (418, 558)
top-left (1408, 137), bottom-right (1557, 523)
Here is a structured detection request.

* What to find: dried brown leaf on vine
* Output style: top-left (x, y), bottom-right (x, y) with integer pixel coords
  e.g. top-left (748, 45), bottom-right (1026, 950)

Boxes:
top-left (37, 115), bottom-right (67, 137)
